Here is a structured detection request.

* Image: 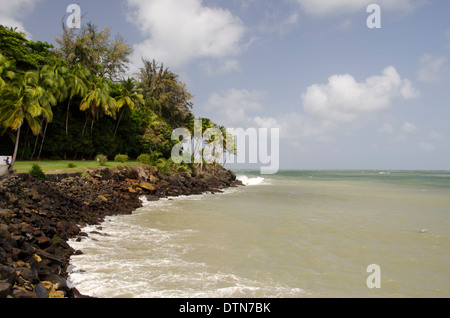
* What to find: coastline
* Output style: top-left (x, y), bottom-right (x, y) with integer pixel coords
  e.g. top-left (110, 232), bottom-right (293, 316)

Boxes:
top-left (0, 164), bottom-right (242, 298)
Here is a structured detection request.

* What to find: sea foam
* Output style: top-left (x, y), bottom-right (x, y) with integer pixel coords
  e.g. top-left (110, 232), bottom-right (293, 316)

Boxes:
top-left (237, 175), bottom-right (267, 186)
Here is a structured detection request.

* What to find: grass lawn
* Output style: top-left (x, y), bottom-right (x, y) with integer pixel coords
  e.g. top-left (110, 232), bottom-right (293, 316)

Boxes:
top-left (13, 160), bottom-right (142, 174)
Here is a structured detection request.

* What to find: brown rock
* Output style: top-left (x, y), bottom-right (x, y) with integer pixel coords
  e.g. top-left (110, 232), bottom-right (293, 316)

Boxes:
top-left (0, 209), bottom-right (13, 224)
top-left (140, 182), bottom-right (155, 192)
top-left (37, 236), bottom-right (51, 248)
top-left (0, 282), bottom-right (12, 298)
top-left (11, 287), bottom-right (37, 298)
top-left (0, 223), bottom-right (10, 240)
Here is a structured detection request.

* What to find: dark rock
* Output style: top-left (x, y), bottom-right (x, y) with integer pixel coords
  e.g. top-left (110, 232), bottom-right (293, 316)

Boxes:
top-left (33, 263), bottom-right (54, 280)
top-left (167, 175), bottom-right (181, 186)
top-left (0, 264), bottom-right (16, 284)
top-left (36, 249), bottom-right (64, 265)
top-left (11, 287), bottom-right (37, 298)
top-left (0, 164), bottom-right (243, 298)
top-left (36, 236), bottom-right (51, 248)
top-left (11, 247), bottom-right (31, 261)
top-left (16, 267), bottom-right (39, 284)
top-left (41, 274), bottom-right (70, 294)
top-left (34, 283), bottom-right (49, 298)
top-left (0, 209), bottom-right (13, 224)
top-left (0, 224), bottom-right (10, 240)
top-left (69, 287), bottom-right (92, 298)
top-left (0, 282), bottom-right (11, 298)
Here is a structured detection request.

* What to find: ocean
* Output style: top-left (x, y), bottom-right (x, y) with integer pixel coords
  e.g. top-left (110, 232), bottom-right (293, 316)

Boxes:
top-left (67, 170), bottom-right (450, 298)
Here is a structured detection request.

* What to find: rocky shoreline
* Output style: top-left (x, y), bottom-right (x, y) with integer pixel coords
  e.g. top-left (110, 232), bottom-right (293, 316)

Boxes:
top-left (0, 164), bottom-right (242, 298)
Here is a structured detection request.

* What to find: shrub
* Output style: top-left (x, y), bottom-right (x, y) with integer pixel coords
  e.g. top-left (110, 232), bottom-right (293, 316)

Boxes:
top-left (137, 153), bottom-right (151, 165)
top-left (149, 151), bottom-right (163, 164)
top-left (177, 164), bottom-right (190, 173)
top-left (156, 158), bottom-right (173, 176)
top-left (29, 163), bottom-right (47, 181)
top-left (114, 154), bottom-right (129, 163)
top-left (95, 154), bottom-right (108, 166)
top-left (67, 162), bottom-right (77, 168)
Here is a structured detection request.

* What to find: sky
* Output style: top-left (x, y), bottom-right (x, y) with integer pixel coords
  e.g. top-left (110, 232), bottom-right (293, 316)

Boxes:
top-left (1, 0), bottom-right (449, 171)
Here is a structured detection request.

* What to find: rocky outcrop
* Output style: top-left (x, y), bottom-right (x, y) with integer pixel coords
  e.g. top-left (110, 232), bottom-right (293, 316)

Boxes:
top-left (0, 164), bottom-right (242, 298)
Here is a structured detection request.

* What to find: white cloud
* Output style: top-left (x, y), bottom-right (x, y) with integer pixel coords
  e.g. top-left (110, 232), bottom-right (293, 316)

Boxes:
top-left (293, 0), bottom-right (422, 16)
top-left (426, 130), bottom-right (442, 140)
top-left (0, 0), bottom-right (41, 37)
top-left (339, 19), bottom-right (353, 30)
top-left (253, 113), bottom-right (334, 139)
top-left (203, 89), bottom-right (266, 127)
top-left (200, 59), bottom-right (241, 76)
top-left (378, 123), bottom-right (395, 134)
top-left (126, 0), bottom-right (246, 69)
top-left (419, 142), bottom-right (435, 153)
top-left (301, 66), bottom-right (420, 122)
top-left (401, 122), bottom-right (416, 134)
top-left (417, 54), bottom-right (448, 83)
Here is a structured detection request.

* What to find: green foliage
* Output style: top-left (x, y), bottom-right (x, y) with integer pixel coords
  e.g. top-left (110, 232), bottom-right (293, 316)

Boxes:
top-left (156, 158), bottom-right (175, 176)
top-left (137, 153), bottom-right (151, 165)
top-left (114, 154), bottom-right (129, 163)
top-left (54, 22), bottom-right (132, 81)
top-left (67, 162), bottom-right (77, 168)
top-left (177, 164), bottom-right (190, 173)
top-left (0, 23), bottom-right (230, 171)
top-left (0, 25), bottom-right (56, 72)
top-left (95, 154), bottom-right (108, 166)
top-left (29, 163), bottom-right (47, 181)
top-left (138, 59), bottom-right (194, 128)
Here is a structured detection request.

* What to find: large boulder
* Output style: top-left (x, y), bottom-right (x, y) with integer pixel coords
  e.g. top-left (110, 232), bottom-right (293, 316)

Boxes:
top-left (0, 264), bottom-right (16, 284)
top-left (140, 182), bottom-right (155, 192)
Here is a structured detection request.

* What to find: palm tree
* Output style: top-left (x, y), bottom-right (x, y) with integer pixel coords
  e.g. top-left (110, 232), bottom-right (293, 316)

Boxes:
top-left (23, 65), bottom-right (66, 160)
top-left (138, 59), bottom-right (193, 128)
top-left (0, 74), bottom-right (47, 169)
top-left (114, 78), bottom-right (144, 136)
top-left (36, 65), bottom-right (68, 159)
top-left (80, 76), bottom-right (117, 135)
top-left (63, 64), bottom-right (90, 135)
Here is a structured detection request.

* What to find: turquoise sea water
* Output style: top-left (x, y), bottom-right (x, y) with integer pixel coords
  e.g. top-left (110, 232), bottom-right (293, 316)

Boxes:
top-left (68, 170), bottom-right (450, 298)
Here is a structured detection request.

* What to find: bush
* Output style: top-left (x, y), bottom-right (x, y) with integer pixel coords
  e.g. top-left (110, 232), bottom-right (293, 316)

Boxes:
top-left (156, 158), bottom-right (174, 176)
top-left (95, 154), bottom-right (108, 166)
top-left (114, 154), bottom-right (129, 163)
top-left (29, 163), bottom-right (47, 181)
top-left (149, 151), bottom-right (163, 164)
top-left (67, 162), bottom-right (77, 168)
top-left (137, 153), bottom-right (151, 165)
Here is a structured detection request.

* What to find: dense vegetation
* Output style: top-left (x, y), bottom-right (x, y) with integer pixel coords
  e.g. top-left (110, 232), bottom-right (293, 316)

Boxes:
top-left (0, 24), bottom-right (232, 170)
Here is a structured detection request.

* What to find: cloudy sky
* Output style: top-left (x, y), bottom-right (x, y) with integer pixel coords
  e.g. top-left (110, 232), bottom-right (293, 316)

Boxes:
top-left (1, 0), bottom-right (449, 170)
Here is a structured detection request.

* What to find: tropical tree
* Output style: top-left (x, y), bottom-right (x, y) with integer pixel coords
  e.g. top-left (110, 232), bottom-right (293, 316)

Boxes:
top-left (138, 59), bottom-right (194, 128)
top-left (80, 76), bottom-right (117, 135)
top-left (0, 25), bottom-right (56, 72)
top-left (55, 22), bottom-right (132, 81)
top-left (114, 78), bottom-right (145, 136)
top-left (63, 63), bottom-right (90, 135)
top-left (0, 53), bottom-right (15, 88)
top-left (0, 73), bottom-right (50, 169)
top-left (34, 64), bottom-right (68, 159)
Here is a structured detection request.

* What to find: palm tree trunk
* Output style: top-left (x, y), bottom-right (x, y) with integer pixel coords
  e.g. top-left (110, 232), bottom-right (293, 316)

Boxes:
top-left (37, 120), bottom-right (49, 160)
top-left (90, 117), bottom-right (95, 137)
top-left (20, 127), bottom-right (30, 160)
top-left (114, 107), bottom-right (126, 136)
top-left (31, 133), bottom-right (40, 160)
top-left (11, 125), bottom-right (22, 171)
top-left (66, 98), bottom-right (72, 135)
top-left (81, 114), bottom-right (90, 136)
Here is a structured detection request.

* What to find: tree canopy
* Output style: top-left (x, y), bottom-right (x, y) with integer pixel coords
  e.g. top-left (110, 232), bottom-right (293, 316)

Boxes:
top-left (0, 23), bottom-right (231, 170)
